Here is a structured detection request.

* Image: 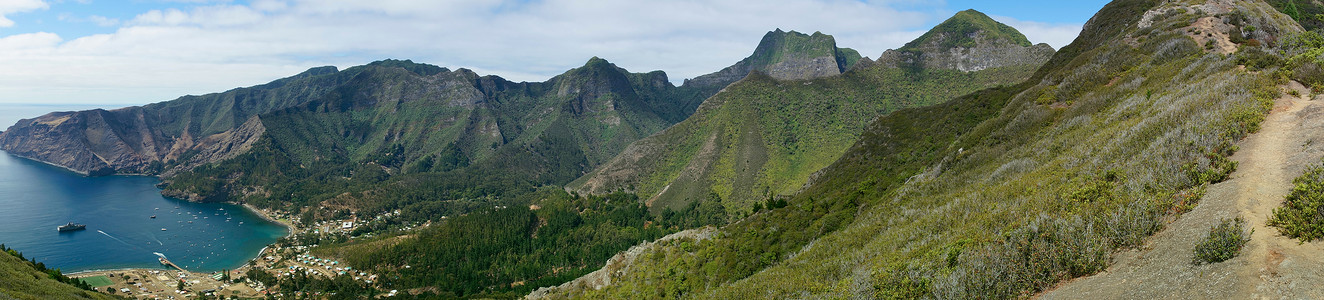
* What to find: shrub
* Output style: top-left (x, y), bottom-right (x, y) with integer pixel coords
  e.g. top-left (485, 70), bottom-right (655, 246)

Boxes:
top-left (1268, 165), bottom-right (1324, 241)
top-left (1193, 217), bottom-right (1251, 264)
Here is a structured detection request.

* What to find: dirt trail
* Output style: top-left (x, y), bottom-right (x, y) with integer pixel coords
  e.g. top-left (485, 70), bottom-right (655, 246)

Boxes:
top-left (1041, 82), bottom-right (1324, 299)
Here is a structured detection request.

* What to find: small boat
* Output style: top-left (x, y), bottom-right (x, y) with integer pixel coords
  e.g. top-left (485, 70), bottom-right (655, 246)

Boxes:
top-left (151, 215), bottom-right (157, 219)
top-left (57, 223), bottom-right (86, 232)
top-left (161, 228), bottom-right (167, 231)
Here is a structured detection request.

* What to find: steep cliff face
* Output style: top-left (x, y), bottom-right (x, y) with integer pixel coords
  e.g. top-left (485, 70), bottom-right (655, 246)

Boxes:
top-left (158, 58), bottom-right (717, 204)
top-left (0, 65), bottom-right (352, 175)
top-left (0, 57), bottom-right (716, 182)
top-left (683, 29), bottom-right (862, 88)
top-left (877, 9), bottom-right (1057, 72)
top-left (569, 15), bottom-right (1052, 215)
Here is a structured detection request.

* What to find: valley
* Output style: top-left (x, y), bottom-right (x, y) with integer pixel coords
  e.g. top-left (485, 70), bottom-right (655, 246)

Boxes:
top-left (2, 0), bottom-right (1324, 299)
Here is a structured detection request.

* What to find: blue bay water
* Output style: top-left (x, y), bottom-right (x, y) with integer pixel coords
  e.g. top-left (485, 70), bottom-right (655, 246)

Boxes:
top-left (0, 151), bottom-right (288, 273)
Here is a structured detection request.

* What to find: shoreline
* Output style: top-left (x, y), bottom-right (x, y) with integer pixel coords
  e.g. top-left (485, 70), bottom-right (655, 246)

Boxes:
top-left (240, 203), bottom-right (295, 232)
top-left (67, 266), bottom-right (170, 277)
top-left (1, 151), bottom-right (96, 176)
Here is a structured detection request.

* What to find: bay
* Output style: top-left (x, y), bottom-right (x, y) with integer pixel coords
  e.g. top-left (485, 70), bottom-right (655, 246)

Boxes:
top-left (0, 150), bottom-right (288, 273)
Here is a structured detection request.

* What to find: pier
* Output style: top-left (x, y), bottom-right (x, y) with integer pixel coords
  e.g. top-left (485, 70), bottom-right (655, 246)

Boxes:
top-left (156, 254), bottom-right (189, 275)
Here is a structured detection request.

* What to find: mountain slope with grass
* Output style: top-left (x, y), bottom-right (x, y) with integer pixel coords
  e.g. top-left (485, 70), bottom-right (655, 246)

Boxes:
top-left (0, 245), bottom-right (115, 300)
top-left (568, 11), bottom-right (1053, 219)
top-left (538, 0), bottom-right (1307, 298)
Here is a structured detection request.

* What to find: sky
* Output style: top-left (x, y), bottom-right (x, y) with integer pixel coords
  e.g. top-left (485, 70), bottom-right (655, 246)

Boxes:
top-left (0, 0), bottom-right (1110, 106)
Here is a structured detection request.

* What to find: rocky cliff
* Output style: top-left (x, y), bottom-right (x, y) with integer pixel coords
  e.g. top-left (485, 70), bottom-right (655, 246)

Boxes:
top-left (877, 9), bottom-right (1056, 72)
top-left (0, 65), bottom-right (352, 175)
top-left (683, 29), bottom-right (862, 88)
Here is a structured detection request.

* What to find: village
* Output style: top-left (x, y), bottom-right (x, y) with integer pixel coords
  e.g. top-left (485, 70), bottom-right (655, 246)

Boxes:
top-left (69, 208), bottom-right (409, 299)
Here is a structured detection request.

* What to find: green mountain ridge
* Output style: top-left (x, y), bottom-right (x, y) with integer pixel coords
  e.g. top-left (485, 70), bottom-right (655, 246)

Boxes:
top-left (569, 10), bottom-right (1053, 219)
top-left (541, 0), bottom-right (1313, 298)
top-left (902, 9), bottom-right (1034, 50)
top-left (159, 57), bottom-right (712, 207)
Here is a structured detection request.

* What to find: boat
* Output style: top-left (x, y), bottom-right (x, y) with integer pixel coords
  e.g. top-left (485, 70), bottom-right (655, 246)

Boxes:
top-left (57, 223), bottom-right (86, 232)
top-left (161, 228), bottom-right (167, 231)
top-left (150, 215), bottom-right (157, 219)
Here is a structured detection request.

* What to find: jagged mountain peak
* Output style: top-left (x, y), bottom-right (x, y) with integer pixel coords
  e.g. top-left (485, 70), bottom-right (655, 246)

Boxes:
top-left (901, 9), bottom-right (1033, 51)
top-left (683, 28), bottom-right (862, 88)
top-left (877, 9), bottom-right (1054, 72)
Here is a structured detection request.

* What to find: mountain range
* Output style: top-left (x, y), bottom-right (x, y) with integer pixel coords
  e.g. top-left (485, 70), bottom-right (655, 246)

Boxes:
top-left (5, 0), bottom-right (1322, 298)
top-left (568, 9), bottom-right (1054, 218)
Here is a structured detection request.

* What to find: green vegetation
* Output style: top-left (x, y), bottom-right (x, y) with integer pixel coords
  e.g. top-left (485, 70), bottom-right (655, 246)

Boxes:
top-left (1281, 30), bottom-right (1324, 90)
top-left (0, 244), bottom-right (115, 299)
top-left (745, 30), bottom-right (852, 70)
top-left (165, 57), bottom-right (712, 211)
top-left (307, 190), bottom-right (721, 298)
top-left (156, 58), bottom-right (721, 296)
top-left (571, 59), bottom-right (1042, 219)
top-left (241, 268), bottom-right (374, 299)
top-left (1269, 163), bottom-right (1324, 241)
top-left (1268, 0), bottom-right (1324, 31)
top-left (551, 0), bottom-right (1299, 298)
top-left (901, 9), bottom-right (1033, 50)
top-left (1194, 218), bottom-right (1251, 264)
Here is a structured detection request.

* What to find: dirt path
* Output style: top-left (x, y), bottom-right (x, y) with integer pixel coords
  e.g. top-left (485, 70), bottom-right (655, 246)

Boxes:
top-left (1040, 82), bottom-right (1324, 299)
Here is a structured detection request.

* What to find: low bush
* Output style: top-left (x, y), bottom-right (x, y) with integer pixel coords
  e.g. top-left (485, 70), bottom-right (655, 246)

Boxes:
top-left (1193, 217), bottom-right (1251, 264)
top-left (1268, 164), bottom-right (1324, 241)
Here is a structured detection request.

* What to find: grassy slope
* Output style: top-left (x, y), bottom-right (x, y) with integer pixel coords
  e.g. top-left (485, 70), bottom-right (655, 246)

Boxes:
top-left (556, 0), bottom-right (1301, 298)
top-left (572, 63), bottom-right (1039, 218)
top-left (0, 248), bottom-right (115, 300)
top-left (902, 9), bottom-right (1033, 50)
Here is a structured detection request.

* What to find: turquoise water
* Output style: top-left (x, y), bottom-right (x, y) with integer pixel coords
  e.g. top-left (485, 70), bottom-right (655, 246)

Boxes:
top-left (0, 151), bottom-right (288, 273)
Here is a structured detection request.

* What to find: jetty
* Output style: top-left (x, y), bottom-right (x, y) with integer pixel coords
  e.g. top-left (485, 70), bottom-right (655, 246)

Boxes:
top-left (155, 253), bottom-right (189, 275)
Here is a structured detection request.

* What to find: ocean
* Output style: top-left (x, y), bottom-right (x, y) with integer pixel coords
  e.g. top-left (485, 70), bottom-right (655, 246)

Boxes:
top-left (0, 151), bottom-right (288, 273)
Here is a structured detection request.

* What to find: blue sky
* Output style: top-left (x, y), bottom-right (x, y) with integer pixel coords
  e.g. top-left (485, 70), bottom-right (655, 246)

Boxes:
top-left (0, 0), bottom-right (1111, 106)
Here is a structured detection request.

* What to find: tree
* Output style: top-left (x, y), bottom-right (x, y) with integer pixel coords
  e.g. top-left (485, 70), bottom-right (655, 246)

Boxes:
top-left (178, 280), bottom-right (185, 291)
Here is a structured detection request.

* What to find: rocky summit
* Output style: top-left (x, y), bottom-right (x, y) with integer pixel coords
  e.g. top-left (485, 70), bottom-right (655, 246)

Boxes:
top-left (877, 9), bottom-right (1056, 72)
top-left (683, 29), bottom-right (862, 88)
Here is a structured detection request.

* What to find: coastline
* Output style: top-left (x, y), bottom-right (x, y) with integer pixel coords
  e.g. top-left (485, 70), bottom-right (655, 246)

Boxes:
top-left (1, 151), bottom-right (94, 176)
top-left (241, 203), bottom-right (295, 232)
top-left (67, 267), bottom-right (169, 277)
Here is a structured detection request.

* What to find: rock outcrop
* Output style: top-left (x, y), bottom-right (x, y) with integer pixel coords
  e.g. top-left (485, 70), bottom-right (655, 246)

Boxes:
top-left (525, 227), bottom-right (717, 299)
top-left (877, 9), bottom-right (1056, 72)
top-left (684, 29), bottom-right (862, 88)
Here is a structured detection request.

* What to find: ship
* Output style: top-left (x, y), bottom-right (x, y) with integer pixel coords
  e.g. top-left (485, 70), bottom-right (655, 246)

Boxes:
top-left (56, 223), bottom-right (86, 232)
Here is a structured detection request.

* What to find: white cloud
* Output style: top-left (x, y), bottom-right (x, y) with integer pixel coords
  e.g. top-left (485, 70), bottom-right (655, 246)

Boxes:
top-left (0, 0), bottom-right (1083, 106)
top-left (0, 0), bottom-right (48, 27)
top-left (990, 15), bottom-right (1083, 50)
top-left (57, 13), bottom-right (119, 26)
